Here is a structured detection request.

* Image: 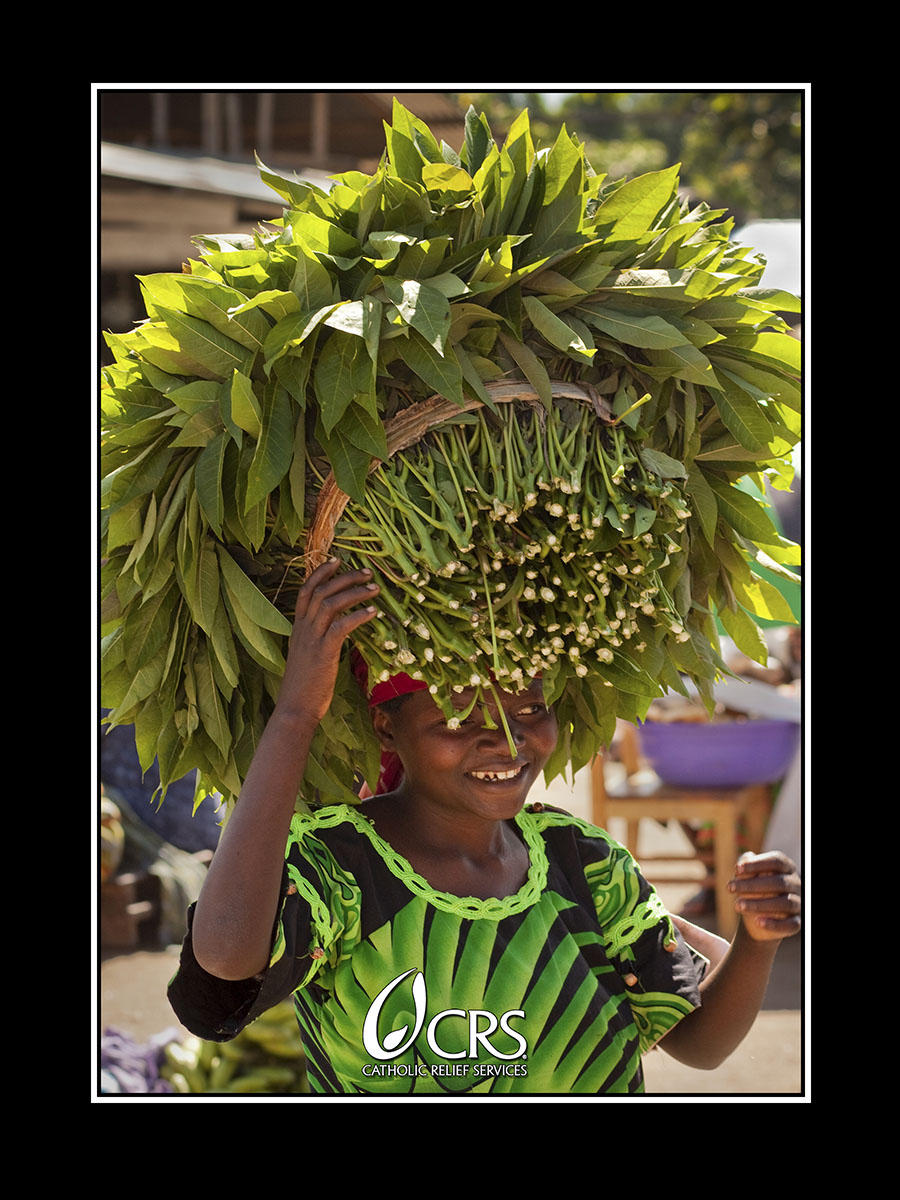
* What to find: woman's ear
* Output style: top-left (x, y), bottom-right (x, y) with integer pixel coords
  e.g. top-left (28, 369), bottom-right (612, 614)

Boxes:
top-left (371, 706), bottom-right (396, 751)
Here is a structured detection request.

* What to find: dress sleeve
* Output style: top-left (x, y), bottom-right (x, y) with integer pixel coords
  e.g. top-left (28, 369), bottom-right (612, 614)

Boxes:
top-left (579, 830), bottom-right (703, 1054)
top-left (166, 826), bottom-right (346, 1042)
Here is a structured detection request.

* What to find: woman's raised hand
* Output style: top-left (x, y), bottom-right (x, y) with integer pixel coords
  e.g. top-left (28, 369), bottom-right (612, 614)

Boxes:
top-left (277, 558), bottom-right (380, 724)
top-left (729, 851), bottom-right (802, 942)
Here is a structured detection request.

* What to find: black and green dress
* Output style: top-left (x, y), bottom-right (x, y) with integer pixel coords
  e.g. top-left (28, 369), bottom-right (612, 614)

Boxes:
top-left (168, 803), bottom-right (702, 1095)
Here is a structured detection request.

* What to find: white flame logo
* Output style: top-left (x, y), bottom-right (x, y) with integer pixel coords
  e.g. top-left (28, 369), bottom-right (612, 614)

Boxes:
top-left (362, 969), bottom-right (527, 1062)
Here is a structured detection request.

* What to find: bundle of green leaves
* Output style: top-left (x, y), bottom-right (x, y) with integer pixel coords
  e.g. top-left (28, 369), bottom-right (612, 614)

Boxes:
top-left (100, 100), bottom-right (801, 819)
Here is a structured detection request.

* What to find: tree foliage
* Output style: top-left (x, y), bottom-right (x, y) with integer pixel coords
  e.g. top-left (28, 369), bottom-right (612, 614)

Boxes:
top-left (451, 91), bottom-right (803, 224)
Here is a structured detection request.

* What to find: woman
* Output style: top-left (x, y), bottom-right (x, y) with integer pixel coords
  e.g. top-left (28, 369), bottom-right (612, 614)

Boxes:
top-left (168, 560), bottom-right (801, 1094)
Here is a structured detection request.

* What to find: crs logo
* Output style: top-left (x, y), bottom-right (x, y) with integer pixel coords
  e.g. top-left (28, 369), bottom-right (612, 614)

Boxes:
top-left (362, 969), bottom-right (527, 1062)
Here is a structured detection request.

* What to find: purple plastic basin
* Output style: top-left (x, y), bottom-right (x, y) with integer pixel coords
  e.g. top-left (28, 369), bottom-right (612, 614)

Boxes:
top-left (637, 719), bottom-right (799, 788)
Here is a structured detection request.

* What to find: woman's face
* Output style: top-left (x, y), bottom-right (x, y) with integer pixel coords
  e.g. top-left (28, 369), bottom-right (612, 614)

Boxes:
top-left (372, 679), bottom-right (559, 823)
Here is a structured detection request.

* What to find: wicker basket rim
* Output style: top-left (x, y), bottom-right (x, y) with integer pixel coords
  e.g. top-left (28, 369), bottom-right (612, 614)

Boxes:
top-left (303, 378), bottom-right (615, 574)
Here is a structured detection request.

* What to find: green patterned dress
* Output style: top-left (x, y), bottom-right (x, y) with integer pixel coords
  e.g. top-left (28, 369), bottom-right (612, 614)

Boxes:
top-left (168, 803), bottom-right (702, 1095)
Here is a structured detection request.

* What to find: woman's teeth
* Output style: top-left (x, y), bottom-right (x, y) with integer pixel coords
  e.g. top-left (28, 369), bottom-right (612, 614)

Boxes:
top-left (469, 765), bottom-right (525, 782)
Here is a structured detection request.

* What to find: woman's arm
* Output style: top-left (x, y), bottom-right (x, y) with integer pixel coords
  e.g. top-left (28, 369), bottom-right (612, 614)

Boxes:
top-left (189, 560), bottom-right (379, 981)
top-left (659, 851), bottom-right (802, 1069)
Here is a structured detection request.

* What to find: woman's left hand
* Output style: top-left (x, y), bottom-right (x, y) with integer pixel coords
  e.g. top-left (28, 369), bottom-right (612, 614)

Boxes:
top-left (729, 851), bottom-right (802, 942)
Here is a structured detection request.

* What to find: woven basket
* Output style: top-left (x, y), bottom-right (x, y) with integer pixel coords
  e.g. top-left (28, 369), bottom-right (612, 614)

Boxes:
top-left (303, 378), bottom-right (616, 575)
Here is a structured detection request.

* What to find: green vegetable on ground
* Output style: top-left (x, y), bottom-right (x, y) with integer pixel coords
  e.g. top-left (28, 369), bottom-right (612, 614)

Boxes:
top-left (159, 1000), bottom-right (308, 1094)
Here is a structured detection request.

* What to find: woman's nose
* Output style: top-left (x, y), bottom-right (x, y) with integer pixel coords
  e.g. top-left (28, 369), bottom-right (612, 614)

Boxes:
top-left (476, 714), bottom-right (526, 749)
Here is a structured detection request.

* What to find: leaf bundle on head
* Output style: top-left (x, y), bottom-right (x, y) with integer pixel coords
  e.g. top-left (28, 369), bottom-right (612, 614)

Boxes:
top-left (100, 99), bottom-right (802, 818)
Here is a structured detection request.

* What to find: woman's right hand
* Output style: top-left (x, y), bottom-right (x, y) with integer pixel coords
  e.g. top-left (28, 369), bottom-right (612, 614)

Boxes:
top-left (277, 558), bottom-right (380, 724)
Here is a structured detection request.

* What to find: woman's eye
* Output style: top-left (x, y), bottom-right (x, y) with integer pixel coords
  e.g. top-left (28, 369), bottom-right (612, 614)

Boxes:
top-left (518, 704), bottom-right (547, 717)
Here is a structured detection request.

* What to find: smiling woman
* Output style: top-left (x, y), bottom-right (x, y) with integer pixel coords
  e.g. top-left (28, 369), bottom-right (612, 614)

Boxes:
top-left (167, 562), bottom-right (802, 1096)
top-left (360, 679), bottom-right (559, 900)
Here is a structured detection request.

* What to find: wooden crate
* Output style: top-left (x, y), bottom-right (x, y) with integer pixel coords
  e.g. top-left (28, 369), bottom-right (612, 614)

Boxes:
top-left (100, 870), bottom-right (161, 951)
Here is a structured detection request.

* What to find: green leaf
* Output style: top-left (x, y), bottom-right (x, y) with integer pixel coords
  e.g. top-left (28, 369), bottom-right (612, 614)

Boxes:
top-left (230, 370), bottom-right (262, 437)
top-left (591, 165), bottom-right (680, 241)
top-left (382, 279), bottom-right (451, 353)
top-left (398, 328), bottom-right (465, 406)
top-left (291, 245), bottom-right (337, 311)
top-left (711, 373), bottom-right (775, 453)
top-left (192, 540), bottom-right (221, 635)
top-left (736, 286), bottom-right (801, 313)
top-left (522, 295), bottom-right (594, 363)
top-left (731, 572), bottom-right (798, 624)
top-left (421, 161), bottom-right (474, 199)
top-left (639, 447), bottom-right (687, 479)
top-left (717, 602), bottom-right (769, 665)
top-left (138, 274), bottom-right (270, 353)
top-left (284, 209), bottom-right (361, 263)
top-left (527, 127), bottom-right (585, 258)
top-left (580, 306), bottom-right (690, 350)
top-left (454, 343), bottom-right (500, 414)
top-left (318, 425), bottom-right (372, 504)
top-left (384, 121), bottom-right (426, 183)
top-left (109, 654), bottom-right (166, 719)
top-left (461, 106), bottom-right (494, 173)
top-left (342, 393), bottom-right (389, 460)
top-left (749, 545), bottom-right (801, 584)
top-left (313, 331), bottom-right (372, 435)
top-left (194, 639), bottom-right (232, 760)
top-left (395, 237), bottom-right (453, 280)
top-left (255, 152), bottom-right (323, 207)
top-left (709, 354), bottom-right (801, 413)
top-left (120, 495), bottom-right (158, 576)
top-left (168, 405), bottom-right (224, 448)
top-left (704, 473), bottom-right (783, 545)
top-left (263, 303), bottom-right (339, 366)
top-left (598, 652), bottom-right (664, 698)
top-left (323, 298), bottom-right (368, 338)
top-left (122, 582), bottom-right (174, 672)
top-left (686, 467), bottom-right (718, 544)
top-left (643, 341), bottom-right (717, 386)
top-left (245, 384), bottom-right (296, 511)
top-left (497, 331), bottom-right (552, 409)
top-left (106, 494), bottom-right (144, 554)
top-left (195, 430), bottom-right (228, 537)
top-left (216, 545), bottom-right (292, 635)
top-left (167, 380), bottom-right (221, 415)
top-left (720, 330), bottom-right (801, 375)
top-left (155, 306), bottom-right (254, 380)
top-left (227, 289), bottom-right (301, 321)
top-left (364, 230), bottom-right (416, 266)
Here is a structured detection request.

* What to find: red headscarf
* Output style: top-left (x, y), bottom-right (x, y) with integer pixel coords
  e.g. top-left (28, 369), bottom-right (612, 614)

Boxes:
top-left (350, 650), bottom-right (428, 796)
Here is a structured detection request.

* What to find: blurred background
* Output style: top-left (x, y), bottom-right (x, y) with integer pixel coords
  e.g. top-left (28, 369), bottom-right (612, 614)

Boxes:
top-left (96, 86), bottom-right (807, 1098)
top-left (97, 87), bottom-right (803, 362)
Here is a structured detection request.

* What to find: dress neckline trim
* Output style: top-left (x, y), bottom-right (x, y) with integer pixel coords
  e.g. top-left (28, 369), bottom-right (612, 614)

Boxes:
top-left (291, 803), bottom-right (549, 921)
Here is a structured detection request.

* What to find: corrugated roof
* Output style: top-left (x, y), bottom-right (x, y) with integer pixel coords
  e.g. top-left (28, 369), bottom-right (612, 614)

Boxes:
top-left (100, 142), bottom-right (333, 203)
